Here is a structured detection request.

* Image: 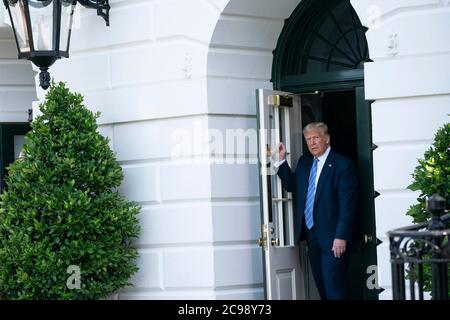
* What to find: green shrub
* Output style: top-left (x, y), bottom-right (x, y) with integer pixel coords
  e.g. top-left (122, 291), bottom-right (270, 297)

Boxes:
top-left (407, 121), bottom-right (450, 222)
top-left (406, 120), bottom-right (449, 294)
top-left (0, 82), bottom-right (140, 299)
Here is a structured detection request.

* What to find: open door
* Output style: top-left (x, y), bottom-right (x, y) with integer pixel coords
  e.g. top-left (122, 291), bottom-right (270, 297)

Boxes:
top-left (256, 89), bottom-right (306, 300)
top-left (257, 87), bottom-right (379, 300)
top-left (353, 86), bottom-right (381, 299)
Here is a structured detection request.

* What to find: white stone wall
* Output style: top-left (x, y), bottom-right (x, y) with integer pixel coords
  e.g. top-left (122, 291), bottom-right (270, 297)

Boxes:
top-left (34, 0), bottom-right (224, 299)
top-left (0, 5), bottom-right (8, 27)
top-left (32, 0), bottom-right (300, 300)
top-left (47, 0), bottom-right (222, 300)
top-left (0, 22), bottom-right (36, 123)
top-left (11, 0), bottom-right (447, 300)
top-left (352, 0), bottom-right (450, 299)
top-left (207, 0), bottom-right (302, 300)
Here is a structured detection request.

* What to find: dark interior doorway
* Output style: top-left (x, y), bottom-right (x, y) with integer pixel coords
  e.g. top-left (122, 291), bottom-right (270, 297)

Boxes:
top-left (322, 91), bottom-right (357, 162)
top-left (301, 90), bottom-right (357, 163)
top-left (298, 88), bottom-right (378, 300)
top-left (0, 124), bottom-right (30, 191)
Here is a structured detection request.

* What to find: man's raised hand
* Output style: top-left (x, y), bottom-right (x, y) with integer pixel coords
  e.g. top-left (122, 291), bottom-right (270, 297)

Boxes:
top-left (278, 142), bottom-right (287, 161)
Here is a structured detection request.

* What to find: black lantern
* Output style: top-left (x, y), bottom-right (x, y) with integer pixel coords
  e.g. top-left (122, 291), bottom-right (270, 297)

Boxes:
top-left (2, 0), bottom-right (110, 89)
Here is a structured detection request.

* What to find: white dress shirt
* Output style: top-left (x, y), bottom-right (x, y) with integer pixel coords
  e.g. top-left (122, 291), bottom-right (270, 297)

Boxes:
top-left (274, 146), bottom-right (331, 188)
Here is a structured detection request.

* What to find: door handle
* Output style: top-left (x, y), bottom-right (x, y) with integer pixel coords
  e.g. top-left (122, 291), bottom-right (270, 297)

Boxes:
top-left (271, 238), bottom-right (280, 246)
top-left (257, 236), bottom-right (268, 249)
top-left (257, 224), bottom-right (268, 249)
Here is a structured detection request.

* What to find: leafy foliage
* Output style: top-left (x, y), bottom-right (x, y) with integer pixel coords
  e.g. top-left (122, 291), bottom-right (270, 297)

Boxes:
top-left (407, 122), bottom-right (449, 221)
top-left (0, 82), bottom-right (140, 299)
top-left (406, 121), bottom-right (449, 294)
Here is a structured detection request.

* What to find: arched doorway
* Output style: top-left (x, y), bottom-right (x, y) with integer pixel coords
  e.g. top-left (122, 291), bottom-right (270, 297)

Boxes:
top-left (272, 0), bottom-right (369, 89)
top-left (269, 0), bottom-right (380, 299)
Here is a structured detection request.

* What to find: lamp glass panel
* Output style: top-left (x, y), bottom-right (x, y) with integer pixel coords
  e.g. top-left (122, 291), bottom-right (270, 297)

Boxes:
top-left (60, 0), bottom-right (75, 53)
top-left (28, 0), bottom-right (54, 51)
top-left (7, 0), bottom-right (30, 53)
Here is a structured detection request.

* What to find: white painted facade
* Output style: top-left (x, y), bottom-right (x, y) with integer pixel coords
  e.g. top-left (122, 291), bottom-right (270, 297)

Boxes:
top-left (0, 0), bottom-right (449, 300)
top-left (0, 17), bottom-right (35, 123)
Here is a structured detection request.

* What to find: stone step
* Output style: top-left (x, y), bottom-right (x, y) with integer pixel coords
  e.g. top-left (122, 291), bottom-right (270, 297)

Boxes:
top-left (0, 26), bottom-right (13, 41)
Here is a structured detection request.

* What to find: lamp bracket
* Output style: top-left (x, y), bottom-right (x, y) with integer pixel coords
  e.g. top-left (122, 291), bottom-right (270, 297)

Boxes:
top-left (77, 0), bottom-right (110, 26)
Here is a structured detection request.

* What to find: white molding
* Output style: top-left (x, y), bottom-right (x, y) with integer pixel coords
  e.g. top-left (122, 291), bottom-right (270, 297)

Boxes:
top-left (351, 0), bottom-right (443, 29)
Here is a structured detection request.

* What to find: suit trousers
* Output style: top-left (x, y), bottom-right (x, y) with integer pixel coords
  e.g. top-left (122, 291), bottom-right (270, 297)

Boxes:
top-left (305, 227), bottom-right (350, 300)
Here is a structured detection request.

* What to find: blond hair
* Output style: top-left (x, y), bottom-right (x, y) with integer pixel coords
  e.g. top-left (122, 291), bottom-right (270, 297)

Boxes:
top-left (303, 122), bottom-right (329, 136)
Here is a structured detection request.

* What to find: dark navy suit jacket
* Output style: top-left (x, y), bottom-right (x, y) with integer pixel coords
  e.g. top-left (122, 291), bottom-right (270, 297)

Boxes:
top-left (277, 149), bottom-right (358, 250)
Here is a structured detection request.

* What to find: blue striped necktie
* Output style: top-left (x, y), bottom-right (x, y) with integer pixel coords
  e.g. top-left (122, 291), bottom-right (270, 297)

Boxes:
top-left (305, 158), bottom-right (318, 229)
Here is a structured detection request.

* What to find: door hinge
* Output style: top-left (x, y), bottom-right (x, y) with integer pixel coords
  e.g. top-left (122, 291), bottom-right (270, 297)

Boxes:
top-left (268, 95), bottom-right (293, 108)
top-left (257, 223), bottom-right (268, 250)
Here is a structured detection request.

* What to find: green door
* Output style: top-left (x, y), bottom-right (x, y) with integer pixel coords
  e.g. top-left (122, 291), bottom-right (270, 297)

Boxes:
top-left (350, 87), bottom-right (382, 299)
top-left (0, 124), bottom-right (31, 191)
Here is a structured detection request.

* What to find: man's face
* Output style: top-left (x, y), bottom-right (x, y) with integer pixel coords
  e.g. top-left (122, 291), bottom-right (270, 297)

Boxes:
top-left (304, 128), bottom-right (330, 158)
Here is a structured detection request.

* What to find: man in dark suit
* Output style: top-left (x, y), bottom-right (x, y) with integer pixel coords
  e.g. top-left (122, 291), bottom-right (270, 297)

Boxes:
top-left (275, 122), bottom-right (358, 300)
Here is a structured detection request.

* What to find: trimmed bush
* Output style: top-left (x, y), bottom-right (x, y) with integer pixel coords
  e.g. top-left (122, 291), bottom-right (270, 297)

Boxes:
top-left (0, 82), bottom-right (140, 299)
top-left (407, 122), bottom-right (450, 223)
top-left (406, 120), bottom-right (449, 295)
